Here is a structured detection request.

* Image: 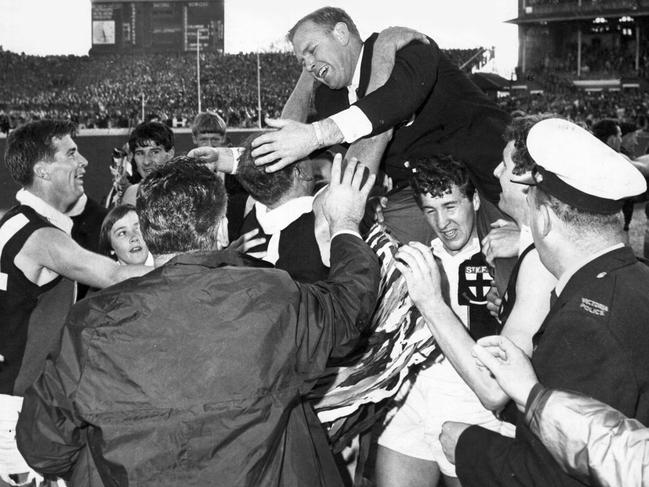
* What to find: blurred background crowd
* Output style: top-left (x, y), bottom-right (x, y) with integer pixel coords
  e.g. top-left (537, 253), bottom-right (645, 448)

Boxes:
top-left (0, 47), bottom-right (495, 131)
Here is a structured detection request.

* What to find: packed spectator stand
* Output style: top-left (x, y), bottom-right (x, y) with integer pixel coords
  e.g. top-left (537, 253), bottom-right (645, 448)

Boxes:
top-left (0, 46), bottom-right (487, 132)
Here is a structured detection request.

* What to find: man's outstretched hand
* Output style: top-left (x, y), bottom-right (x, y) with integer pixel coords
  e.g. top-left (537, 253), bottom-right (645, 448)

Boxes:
top-left (321, 154), bottom-right (376, 236)
top-left (250, 119), bottom-right (319, 172)
top-left (187, 146), bottom-right (238, 174)
top-left (472, 335), bottom-right (539, 411)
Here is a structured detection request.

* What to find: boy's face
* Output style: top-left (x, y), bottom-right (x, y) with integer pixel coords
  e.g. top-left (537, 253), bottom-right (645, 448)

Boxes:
top-left (193, 132), bottom-right (226, 148)
top-left (133, 141), bottom-right (174, 178)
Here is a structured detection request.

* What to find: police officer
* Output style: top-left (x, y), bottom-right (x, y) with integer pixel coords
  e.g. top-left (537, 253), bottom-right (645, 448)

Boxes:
top-left (444, 118), bottom-right (649, 487)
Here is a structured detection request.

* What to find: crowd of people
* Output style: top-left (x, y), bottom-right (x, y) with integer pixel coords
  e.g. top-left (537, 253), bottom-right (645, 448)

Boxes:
top-left (525, 0), bottom-right (641, 7)
top-left (500, 89), bottom-right (649, 126)
top-left (0, 49), bottom-right (300, 130)
top-left (0, 46), bottom-right (484, 132)
top-left (2, 7), bottom-right (649, 487)
top-left (531, 43), bottom-right (649, 80)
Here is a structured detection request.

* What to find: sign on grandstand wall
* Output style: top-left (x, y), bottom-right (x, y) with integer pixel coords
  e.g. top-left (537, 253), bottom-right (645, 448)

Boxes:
top-left (93, 20), bottom-right (116, 45)
top-left (90, 0), bottom-right (224, 54)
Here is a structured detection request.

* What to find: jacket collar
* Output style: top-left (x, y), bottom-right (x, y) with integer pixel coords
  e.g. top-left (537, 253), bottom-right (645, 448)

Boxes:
top-left (533, 245), bottom-right (637, 347)
top-left (254, 196), bottom-right (313, 235)
top-left (166, 249), bottom-right (274, 270)
top-left (557, 245), bottom-right (636, 304)
top-left (357, 33), bottom-right (378, 99)
top-left (555, 243), bottom-right (625, 296)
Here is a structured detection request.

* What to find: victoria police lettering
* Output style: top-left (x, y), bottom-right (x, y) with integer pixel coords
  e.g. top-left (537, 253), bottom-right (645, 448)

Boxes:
top-left (579, 297), bottom-right (609, 317)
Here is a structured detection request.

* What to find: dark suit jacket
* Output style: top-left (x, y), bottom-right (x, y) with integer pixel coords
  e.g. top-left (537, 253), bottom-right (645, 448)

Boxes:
top-left (240, 207), bottom-right (329, 284)
top-left (455, 246), bottom-right (649, 487)
top-left (313, 34), bottom-right (510, 203)
top-left (17, 235), bottom-right (379, 487)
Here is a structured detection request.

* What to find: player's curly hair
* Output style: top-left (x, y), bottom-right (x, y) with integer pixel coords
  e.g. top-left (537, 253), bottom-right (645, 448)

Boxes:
top-left (408, 154), bottom-right (475, 206)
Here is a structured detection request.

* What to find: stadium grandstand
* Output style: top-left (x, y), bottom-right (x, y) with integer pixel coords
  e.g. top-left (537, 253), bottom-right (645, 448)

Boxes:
top-left (511, 0), bottom-right (649, 89)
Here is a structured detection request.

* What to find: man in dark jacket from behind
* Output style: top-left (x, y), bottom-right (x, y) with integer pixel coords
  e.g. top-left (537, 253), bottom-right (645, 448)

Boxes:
top-left (16, 155), bottom-right (380, 486)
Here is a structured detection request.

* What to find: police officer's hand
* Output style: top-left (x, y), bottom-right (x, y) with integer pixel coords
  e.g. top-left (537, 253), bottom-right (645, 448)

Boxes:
top-left (472, 335), bottom-right (539, 411)
top-left (395, 242), bottom-right (444, 308)
top-left (481, 219), bottom-right (520, 266)
top-left (321, 154), bottom-right (376, 235)
top-left (440, 421), bottom-right (471, 465)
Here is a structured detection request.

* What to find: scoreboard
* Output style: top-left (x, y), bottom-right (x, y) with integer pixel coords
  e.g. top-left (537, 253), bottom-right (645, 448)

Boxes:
top-left (90, 0), bottom-right (224, 54)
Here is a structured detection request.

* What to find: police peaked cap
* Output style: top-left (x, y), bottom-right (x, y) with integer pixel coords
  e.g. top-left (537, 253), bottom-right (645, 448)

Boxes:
top-left (526, 118), bottom-right (646, 213)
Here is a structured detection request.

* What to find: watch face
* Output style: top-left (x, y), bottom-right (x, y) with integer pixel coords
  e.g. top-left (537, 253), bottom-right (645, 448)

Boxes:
top-left (93, 20), bottom-right (115, 44)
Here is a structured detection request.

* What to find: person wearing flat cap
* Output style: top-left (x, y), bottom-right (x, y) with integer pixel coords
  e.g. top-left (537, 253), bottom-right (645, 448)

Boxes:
top-left (442, 118), bottom-right (649, 487)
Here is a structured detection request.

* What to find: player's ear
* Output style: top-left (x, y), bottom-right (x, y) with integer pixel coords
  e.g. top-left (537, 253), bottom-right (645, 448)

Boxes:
top-left (33, 161), bottom-right (49, 181)
top-left (472, 191), bottom-right (481, 212)
top-left (539, 204), bottom-right (554, 238)
top-left (333, 22), bottom-right (350, 45)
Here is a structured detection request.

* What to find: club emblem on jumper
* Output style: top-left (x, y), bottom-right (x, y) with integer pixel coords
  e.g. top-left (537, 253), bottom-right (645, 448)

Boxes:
top-left (458, 253), bottom-right (493, 305)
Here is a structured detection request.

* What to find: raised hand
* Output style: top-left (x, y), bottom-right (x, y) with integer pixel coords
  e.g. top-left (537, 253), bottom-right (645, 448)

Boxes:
top-left (321, 154), bottom-right (376, 236)
top-left (394, 241), bottom-right (444, 309)
top-left (250, 119), bottom-right (319, 172)
top-left (481, 219), bottom-right (520, 266)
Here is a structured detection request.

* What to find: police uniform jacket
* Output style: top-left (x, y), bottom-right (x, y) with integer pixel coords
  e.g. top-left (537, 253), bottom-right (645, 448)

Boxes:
top-left (16, 234), bottom-right (380, 487)
top-left (455, 246), bottom-right (649, 486)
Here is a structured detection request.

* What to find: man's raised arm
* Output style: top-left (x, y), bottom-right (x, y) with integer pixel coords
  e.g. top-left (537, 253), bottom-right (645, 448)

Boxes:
top-left (21, 227), bottom-right (149, 289)
top-left (252, 27), bottom-right (428, 173)
top-left (281, 68), bottom-right (315, 122)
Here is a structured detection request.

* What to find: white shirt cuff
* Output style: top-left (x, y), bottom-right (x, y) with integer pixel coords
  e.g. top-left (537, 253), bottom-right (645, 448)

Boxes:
top-left (329, 106), bottom-right (373, 143)
top-left (331, 229), bottom-right (362, 240)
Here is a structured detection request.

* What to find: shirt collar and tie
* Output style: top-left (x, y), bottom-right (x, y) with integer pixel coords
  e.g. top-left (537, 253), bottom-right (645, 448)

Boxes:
top-left (346, 44), bottom-right (365, 105)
